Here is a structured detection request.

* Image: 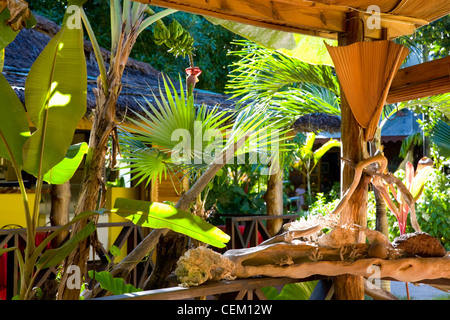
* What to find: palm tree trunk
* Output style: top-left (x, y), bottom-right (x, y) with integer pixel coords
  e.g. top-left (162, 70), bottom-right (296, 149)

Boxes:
top-left (57, 27), bottom-right (138, 300)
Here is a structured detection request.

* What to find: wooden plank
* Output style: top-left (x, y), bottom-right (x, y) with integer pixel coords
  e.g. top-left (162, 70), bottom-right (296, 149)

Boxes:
top-left (391, 56), bottom-right (450, 89)
top-left (386, 56), bottom-right (450, 103)
top-left (133, 0), bottom-right (436, 40)
top-left (387, 77), bottom-right (450, 104)
top-left (94, 276), bottom-right (320, 300)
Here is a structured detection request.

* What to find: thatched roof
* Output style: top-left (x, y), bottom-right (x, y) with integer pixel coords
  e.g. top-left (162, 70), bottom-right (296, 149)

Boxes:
top-left (2, 15), bottom-right (235, 121)
top-left (293, 113), bottom-right (341, 134)
top-left (2, 15), bottom-right (345, 134)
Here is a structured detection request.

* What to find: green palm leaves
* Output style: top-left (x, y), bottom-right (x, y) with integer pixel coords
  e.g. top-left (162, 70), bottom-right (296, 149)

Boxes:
top-left (119, 76), bottom-right (233, 186)
top-left (120, 75), bottom-right (291, 187)
top-left (113, 198), bottom-right (230, 248)
top-left (226, 40), bottom-right (340, 119)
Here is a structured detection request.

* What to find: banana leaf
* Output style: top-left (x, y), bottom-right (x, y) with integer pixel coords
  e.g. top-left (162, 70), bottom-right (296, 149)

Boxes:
top-left (23, 0), bottom-right (87, 176)
top-left (88, 271), bottom-right (142, 295)
top-left (0, 73), bottom-right (30, 168)
top-left (112, 198), bottom-right (230, 248)
top-left (430, 118), bottom-right (450, 158)
top-left (36, 221), bottom-right (96, 269)
top-left (43, 142), bottom-right (88, 184)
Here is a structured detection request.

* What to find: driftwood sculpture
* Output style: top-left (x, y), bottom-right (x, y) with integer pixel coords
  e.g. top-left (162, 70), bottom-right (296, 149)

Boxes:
top-left (175, 155), bottom-right (449, 292)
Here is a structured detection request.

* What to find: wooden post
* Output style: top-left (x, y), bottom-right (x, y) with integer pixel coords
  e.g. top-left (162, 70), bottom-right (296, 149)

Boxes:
top-left (334, 10), bottom-right (368, 300)
top-left (266, 168), bottom-right (284, 237)
top-left (50, 182), bottom-right (71, 247)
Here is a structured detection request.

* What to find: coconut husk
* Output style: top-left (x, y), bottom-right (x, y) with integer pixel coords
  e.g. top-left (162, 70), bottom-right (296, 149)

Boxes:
top-left (392, 231), bottom-right (446, 257)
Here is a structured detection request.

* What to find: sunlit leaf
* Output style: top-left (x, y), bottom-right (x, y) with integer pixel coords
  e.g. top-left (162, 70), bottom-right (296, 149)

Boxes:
top-left (43, 142), bottom-right (88, 184)
top-left (112, 198), bottom-right (230, 248)
top-left (88, 270), bottom-right (141, 295)
top-left (23, 1), bottom-right (87, 176)
top-left (0, 74), bottom-right (30, 168)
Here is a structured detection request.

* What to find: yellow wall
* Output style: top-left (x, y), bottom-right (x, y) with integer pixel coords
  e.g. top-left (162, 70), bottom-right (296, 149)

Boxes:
top-left (105, 187), bottom-right (140, 262)
top-left (0, 193), bottom-right (37, 229)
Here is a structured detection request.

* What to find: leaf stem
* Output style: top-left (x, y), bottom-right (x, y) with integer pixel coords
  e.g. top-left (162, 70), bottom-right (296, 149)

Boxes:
top-left (80, 7), bottom-right (108, 95)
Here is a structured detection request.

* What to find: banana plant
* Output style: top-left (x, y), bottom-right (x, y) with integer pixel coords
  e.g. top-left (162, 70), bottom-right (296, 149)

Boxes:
top-left (291, 132), bottom-right (341, 203)
top-left (0, 0), bottom-right (95, 299)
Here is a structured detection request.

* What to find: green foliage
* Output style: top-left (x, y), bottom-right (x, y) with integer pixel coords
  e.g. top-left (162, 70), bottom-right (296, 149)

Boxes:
top-left (289, 132), bottom-right (340, 202)
top-left (430, 118), bottom-right (450, 158)
top-left (139, 10), bottom-right (242, 92)
top-left (415, 168), bottom-right (450, 250)
top-left (112, 198), bottom-right (231, 248)
top-left (119, 75), bottom-right (233, 186)
top-left (402, 15), bottom-right (450, 61)
top-left (36, 221), bottom-right (96, 269)
top-left (0, 2), bottom-right (93, 299)
top-left (88, 271), bottom-right (142, 295)
top-left (206, 164), bottom-right (268, 218)
top-left (153, 18), bottom-right (194, 58)
top-left (226, 40), bottom-right (340, 117)
top-left (22, 2), bottom-right (87, 177)
top-left (43, 142), bottom-right (88, 184)
top-left (262, 281), bottom-right (317, 300)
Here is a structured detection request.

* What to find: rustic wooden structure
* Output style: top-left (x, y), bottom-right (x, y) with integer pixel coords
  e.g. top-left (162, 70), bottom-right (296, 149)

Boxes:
top-left (95, 276), bottom-right (325, 300)
top-left (131, 0), bottom-right (450, 300)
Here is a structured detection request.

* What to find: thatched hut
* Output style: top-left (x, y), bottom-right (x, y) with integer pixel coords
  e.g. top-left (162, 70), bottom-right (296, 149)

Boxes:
top-left (3, 15), bottom-right (235, 124)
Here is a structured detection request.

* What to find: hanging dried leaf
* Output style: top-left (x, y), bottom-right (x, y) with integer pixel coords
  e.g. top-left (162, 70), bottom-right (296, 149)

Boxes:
top-left (0, 0), bottom-right (33, 31)
top-left (326, 40), bottom-right (409, 141)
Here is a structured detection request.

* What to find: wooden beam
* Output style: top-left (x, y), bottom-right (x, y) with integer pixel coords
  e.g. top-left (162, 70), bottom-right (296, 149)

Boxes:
top-left (133, 0), bottom-right (430, 40)
top-left (386, 55), bottom-right (450, 103)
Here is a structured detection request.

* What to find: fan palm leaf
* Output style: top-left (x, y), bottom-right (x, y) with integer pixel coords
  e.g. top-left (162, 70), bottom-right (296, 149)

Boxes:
top-left (119, 75), bottom-right (292, 187)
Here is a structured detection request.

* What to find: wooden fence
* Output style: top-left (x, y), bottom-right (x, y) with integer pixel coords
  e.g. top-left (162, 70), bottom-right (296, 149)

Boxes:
top-left (0, 221), bottom-right (151, 299)
top-left (0, 214), bottom-right (301, 300)
top-left (219, 214), bottom-right (299, 249)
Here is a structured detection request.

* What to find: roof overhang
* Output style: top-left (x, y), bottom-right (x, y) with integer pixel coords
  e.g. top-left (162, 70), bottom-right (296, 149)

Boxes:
top-left (133, 0), bottom-right (450, 40)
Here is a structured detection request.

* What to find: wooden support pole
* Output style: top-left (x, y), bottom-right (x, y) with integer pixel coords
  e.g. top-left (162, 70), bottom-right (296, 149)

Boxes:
top-left (334, 10), bottom-right (367, 300)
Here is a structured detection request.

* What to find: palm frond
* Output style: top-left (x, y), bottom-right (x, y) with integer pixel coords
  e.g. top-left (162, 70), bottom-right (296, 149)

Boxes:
top-left (430, 118), bottom-right (450, 158)
top-left (226, 40), bottom-right (339, 104)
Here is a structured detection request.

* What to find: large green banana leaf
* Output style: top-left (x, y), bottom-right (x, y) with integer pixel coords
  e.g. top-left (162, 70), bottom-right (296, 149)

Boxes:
top-left (112, 198), bottom-right (230, 248)
top-left (23, 1), bottom-right (87, 176)
top-left (0, 74), bottom-right (30, 169)
top-left (43, 142), bottom-right (88, 184)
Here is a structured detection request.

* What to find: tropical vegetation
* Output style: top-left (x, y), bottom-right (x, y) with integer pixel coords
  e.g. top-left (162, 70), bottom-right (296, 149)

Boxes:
top-left (0, 0), bottom-right (448, 301)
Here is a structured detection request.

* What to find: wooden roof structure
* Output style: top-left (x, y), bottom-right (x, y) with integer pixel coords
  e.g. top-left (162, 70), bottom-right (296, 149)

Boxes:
top-left (136, 0), bottom-right (450, 40)
top-left (133, 0), bottom-right (450, 104)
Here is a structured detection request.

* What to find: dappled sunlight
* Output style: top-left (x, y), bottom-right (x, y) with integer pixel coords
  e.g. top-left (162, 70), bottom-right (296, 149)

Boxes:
top-left (48, 81), bottom-right (72, 108)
